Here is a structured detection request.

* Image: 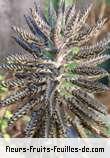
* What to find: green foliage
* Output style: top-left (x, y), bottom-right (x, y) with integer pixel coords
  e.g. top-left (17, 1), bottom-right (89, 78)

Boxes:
top-left (0, 85), bottom-right (8, 94)
top-left (71, 47), bottom-right (80, 54)
top-left (0, 74), bottom-right (5, 81)
top-left (44, 51), bottom-right (56, 59)
top-left (65, 62), bottom-right (78, 71)
top-left (5, 111), bottom-right (13, 119)
top-left (65, 0), bottom-right (75, 6)
top-left (45, 0), bottom-right (74, 12)
top-left (106, 0), bottom-right (110, 4)
top-left (58, 80), bottom-right (73, 98)
top-left (0, 110), bottom-right (12, 138)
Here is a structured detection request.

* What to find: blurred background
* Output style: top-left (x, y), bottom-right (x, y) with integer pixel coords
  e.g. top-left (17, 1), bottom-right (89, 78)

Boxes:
top-left (0, 0), bottom-right (110, 111)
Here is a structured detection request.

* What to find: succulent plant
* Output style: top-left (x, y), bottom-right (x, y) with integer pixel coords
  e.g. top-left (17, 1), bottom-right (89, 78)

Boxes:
top-left (0, 0), bottom-right (110, 138)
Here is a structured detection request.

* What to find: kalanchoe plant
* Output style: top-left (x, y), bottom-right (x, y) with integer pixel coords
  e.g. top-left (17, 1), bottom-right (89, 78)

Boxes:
top-left (0, 0), bottom-right (110, 138)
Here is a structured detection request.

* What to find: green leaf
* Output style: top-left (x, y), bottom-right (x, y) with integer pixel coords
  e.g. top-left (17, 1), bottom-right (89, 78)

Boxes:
top-left (0, 120), bottom-right (8, 133)
top-left (106, 0), bottom-right (110, 4)
top-left (4, 134), bottom-right (10, 139)
top-left (65, 62), bottom-right (78, 69)
top-left (5, 111), bottom-right (13, 119)
top-left (44, 51), bottom-right (55, 59)
top-left (0, 74), bottom-right (5, 81)
top-left (0, 85), bottom-right (8, 93)
top-left (65, 0), bottom-right (75, 6)
top-left (59, 79), bottom-right (78, 98)
top-left (70, 47), bottom-right (80, 55)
